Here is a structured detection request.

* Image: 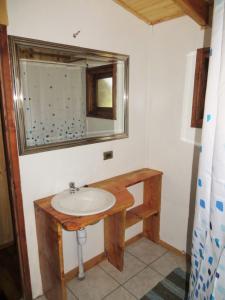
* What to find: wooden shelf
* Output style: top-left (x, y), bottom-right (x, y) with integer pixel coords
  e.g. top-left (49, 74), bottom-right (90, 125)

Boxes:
top-left (126, 204), bottom-right (158, 228)
top-left (126, 211), bottom-right (140, 228)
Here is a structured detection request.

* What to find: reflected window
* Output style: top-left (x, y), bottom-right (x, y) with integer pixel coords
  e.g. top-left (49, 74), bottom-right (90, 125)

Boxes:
top-left (86, 64), bottom-right (116, 120)
top-left (97, 78), bottom-right (113, 108)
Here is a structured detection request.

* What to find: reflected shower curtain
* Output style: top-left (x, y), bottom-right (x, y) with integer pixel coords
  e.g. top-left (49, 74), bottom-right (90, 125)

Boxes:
top-left (21, 61), bottom-right (87, 146)
top-left (189, 0), bottom-right (225, 299)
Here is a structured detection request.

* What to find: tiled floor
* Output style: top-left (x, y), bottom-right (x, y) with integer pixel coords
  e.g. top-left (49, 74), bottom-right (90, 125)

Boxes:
top-left (37, 237), bottom-right (190, 300)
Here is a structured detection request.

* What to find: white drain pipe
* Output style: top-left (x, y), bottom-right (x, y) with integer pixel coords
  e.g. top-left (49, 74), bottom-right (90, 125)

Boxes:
top-left (76, 228), bottom-right (87, 280)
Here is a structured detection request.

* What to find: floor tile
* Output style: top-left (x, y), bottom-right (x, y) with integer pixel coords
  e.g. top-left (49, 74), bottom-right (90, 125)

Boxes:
top-left (104, 286), bottom-right (137, 300)
top-left (35, 296), bottom-right (47, 300)
top-left (99, 252), bottom-right (146, 284)
top-left (124, 266), bottom-right (163, 298)
top-left (67, 288), bottom-right (77, 299)
top-left (126, 238), bottom-right (167, 264)
top-left (67, 266), bottom-right (119, 300)
top-left (150, 251), bottom-right (189, 276)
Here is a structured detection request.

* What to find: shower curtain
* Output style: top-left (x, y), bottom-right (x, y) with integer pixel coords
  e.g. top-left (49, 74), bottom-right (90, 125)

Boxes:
top-left (189, 0), bottom-right (225, 299)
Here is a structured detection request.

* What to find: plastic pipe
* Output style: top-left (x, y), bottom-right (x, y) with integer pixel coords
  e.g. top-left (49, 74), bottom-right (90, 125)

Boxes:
top-left (76, 228), bottom-right (87, 280)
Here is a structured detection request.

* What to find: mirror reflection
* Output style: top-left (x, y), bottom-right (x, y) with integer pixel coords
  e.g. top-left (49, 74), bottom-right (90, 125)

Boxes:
top-left (9, 37), bottom-right (129, 155)
top-left (97, 78), bottom-right (113, 108)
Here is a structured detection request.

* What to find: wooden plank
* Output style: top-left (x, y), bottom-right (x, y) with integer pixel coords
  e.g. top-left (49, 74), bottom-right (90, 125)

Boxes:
top-left (143, 175), bottom-right (162, 242)
top-left (114, 0), bottom-right (209, 26)
top-left (0, 0), bottom-right (8, 26)
top-left (131, 204), bottom-right (158, 219)
top-left (114, 0), bottom-right (153, 25)
top-left (34, 188), bottom-right (134, 231)
top-left (126, 204), bottom-right (158, 228)
top-left (172, 0), bottom-right (209, 26)
top-left (35, 207), bottom-right (66, 300)
top-left (104, 210), bottom-right (126, 271)
top-left (191, 47), bottom-right (210, 128)
top-left (34, 168), bottom-right (162, 231)
top-left (143, 214), bottom-right (160, 242)
top-left (0, 25), bottom-right (32, 299)
top-left (90, 168), bottom-right (162, 188)
top-left (114, 0), bottom-right (184, 25)
top-left (0, 116), bottom-right (13, 246)
top-left (126, 210), bottom-right (141, 228)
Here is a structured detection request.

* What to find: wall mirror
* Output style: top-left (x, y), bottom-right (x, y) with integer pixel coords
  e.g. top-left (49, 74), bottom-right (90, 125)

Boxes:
top-left (9, 36), bottom-right (129, 155)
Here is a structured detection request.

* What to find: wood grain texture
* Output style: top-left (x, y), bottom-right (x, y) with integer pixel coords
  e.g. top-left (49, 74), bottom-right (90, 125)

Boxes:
top-left (114, 0), bottom-right (210, 26)
top-left (0, 26), bottom-right (32, 299)
top-left (104, 210), bottom-right (126, 271)
top-left (126, 210), bottom-right (141, 228)
top-left (126, 205), bottom-right (158, 228)
top-left (35, 207), bottom-right (66, 300)
top-left (0, 116), bottom-right (13, 246)
top-left (34, 169), bottom-right (162, 231)
top-left (114, 0), bottom-right (184, 25)
top-left (131, 204), bottom-right (158, 219)
top-left (143, 176), bottom-right (162, 242)
top-left (191, 47), bottom-right (210, 128)
top-left (172, 0), bottom-right (209, 26)
top-left (0, 0), bottom-right (8, 26)
top-left (35, 188), bottom-right (134, 231)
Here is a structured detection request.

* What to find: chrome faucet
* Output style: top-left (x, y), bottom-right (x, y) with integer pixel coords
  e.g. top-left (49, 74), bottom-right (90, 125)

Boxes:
top-left (69, 182), bottom-right (80, 193)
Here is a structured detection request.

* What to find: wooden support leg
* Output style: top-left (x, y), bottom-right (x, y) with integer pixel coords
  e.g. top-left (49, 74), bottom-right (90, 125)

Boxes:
top-left (143, 175), bottom-right (162, 243)
top-left (35, 207), bottom-right (66, 300)
top-left (143, 213), bottom-right (160, 243)
top-left (104, 210), bottom-right (126, 271)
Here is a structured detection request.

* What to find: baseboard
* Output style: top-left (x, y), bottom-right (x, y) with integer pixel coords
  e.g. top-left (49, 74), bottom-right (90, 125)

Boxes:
top-left (125, 232), bottom-right (144, 246)
top-left (64, 232), bottom-right (144, 282)
top-left (158, 239), bottom-right (191, 260)
top-left (64, 252), bottom-right (105, 282)
top-left (0, 240), bottom-right (14, 250)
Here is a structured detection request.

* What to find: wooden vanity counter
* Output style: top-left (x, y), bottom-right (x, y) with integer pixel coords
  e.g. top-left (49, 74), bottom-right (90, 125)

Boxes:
top-left (34, 168), bottom-right (162, 300)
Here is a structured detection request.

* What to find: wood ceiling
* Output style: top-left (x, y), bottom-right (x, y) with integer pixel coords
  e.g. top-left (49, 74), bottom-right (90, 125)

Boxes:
top-left (114, 0), bottom-right (211, 26)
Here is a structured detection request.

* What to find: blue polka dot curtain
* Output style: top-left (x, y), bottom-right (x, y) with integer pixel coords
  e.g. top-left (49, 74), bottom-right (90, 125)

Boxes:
top-left (189, 1), bottom-right (225, 299)
top-left (21, 61), bottom-right (87, 146)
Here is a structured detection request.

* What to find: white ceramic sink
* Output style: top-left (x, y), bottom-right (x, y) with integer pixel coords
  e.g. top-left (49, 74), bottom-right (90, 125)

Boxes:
top-left (51, 187), bottom-right (116, 216)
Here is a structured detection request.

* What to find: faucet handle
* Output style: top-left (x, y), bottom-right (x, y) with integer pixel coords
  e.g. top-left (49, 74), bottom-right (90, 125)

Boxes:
top-left (69, 182), bottom-right (76, 193)
top-left (69, 182), bottom-right (80, 193)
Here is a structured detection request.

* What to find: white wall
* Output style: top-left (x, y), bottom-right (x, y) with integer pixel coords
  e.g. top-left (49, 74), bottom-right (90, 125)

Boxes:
top-left (147, 17), bottom-right (205, 253)
top-left (7, 0), bottom-right (150, 298)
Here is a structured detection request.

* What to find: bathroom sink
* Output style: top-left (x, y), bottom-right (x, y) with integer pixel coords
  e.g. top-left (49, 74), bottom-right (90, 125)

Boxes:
top-left (51, 187), bottom-right (116, 216)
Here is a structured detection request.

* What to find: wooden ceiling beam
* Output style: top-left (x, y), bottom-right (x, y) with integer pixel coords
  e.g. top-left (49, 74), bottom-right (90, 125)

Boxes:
top-left (171, 0), bottom-right (210, 26)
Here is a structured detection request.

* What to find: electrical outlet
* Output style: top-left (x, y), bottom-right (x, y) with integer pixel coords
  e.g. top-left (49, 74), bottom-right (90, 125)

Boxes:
top-left (103, 151), bottom-right (113, 160)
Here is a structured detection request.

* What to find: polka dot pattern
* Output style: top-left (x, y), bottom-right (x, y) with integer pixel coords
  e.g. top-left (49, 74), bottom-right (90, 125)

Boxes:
top-left (20, 60), bottom-right (87, 147)
top-left (189, 1), bottom-right (225, 299)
